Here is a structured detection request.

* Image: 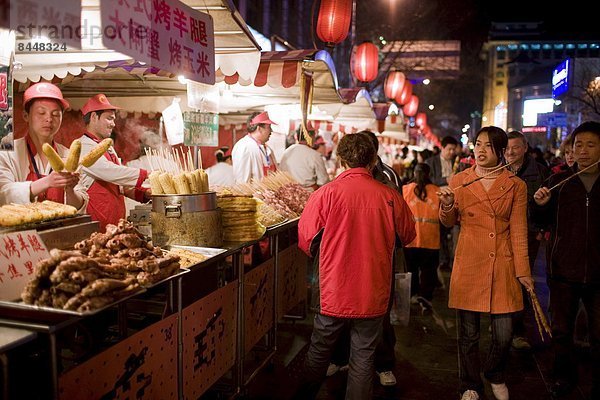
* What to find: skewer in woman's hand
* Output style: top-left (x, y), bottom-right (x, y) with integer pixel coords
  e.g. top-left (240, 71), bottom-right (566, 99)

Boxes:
top-left (436, 186), bottom-right (455, 208)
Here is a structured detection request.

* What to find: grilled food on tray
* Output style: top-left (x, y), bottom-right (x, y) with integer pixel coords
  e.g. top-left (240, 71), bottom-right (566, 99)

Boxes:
top-left (167, 248), bottom-right (208, 268)
top-left (0, 200), bottom-right (77, 227)
top-left (21, 219), bottom-right (181, 313)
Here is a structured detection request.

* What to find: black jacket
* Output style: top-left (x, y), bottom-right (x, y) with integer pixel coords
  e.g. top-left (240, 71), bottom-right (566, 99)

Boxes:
top-left (425, 155), bottom-right (455, 187)
top-left (532, 166), bottom-right (600, 284)
top-left (514, 154), bottom-right (550, 233)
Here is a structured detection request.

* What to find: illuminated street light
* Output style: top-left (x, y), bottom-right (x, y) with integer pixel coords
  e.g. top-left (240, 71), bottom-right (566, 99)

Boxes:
top-left (428, 104), bottom-right (435, 110)
top-left (422, 78), bottom-right (431, 85)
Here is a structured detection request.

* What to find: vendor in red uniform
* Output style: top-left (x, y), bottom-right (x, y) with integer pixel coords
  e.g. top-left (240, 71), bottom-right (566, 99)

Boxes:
top-left (0, 82), bottom-right (87, 209)
top-left (78, 94), bottom-right (149, 231)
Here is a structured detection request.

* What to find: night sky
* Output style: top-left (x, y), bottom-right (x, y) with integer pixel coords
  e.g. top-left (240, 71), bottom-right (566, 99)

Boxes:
top-left (352, 0), bottom-right (598, 130)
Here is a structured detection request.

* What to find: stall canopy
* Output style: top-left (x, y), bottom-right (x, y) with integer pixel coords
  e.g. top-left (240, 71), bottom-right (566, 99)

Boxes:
top-left (216, 49), bottom-right (343, 116)
top-left (13, 0), bottom-right (261, 92)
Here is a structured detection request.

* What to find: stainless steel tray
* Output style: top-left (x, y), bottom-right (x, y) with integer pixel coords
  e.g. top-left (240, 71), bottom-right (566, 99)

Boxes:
top-left (0, 268), bottom-right (189, 318)
top-left (0, 214), bottom-right (90, 234)
top-left (167, 245), bottom-right (228, 257)
top-left (0, 286), bottom-right (147, 318)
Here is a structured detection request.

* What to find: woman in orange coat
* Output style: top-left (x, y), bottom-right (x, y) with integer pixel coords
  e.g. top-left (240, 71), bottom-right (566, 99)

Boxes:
top-left (437, 126), bottom-right (534, 400)
top-left (402, 163), bottom-right (440, 305)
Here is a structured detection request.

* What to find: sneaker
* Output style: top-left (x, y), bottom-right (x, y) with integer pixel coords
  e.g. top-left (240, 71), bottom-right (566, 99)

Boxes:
top-left (416, 296), bottom-right (432, 310)
top-left (511, 336), bottom-right (531, 351)
top-left (490, 383), bottom-right (509, 400)
top-left (410, 295), bottom-right (420, 305)
top-left (326, 363), bottom-right (340, 377)
top-left (377, 370), bottom-right (397, 386)
top-left (460, 390), bottom-right (479, 400)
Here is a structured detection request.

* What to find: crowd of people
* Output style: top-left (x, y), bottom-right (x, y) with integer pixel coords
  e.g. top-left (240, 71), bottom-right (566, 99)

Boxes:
top-left (294, 123), bottom-right (599, 400)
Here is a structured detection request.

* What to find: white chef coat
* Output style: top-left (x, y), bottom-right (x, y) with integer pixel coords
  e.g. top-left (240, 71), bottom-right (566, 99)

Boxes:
top-left (231, 134), bottom-right (277, 183)
top-left (278, 143), bottom-right (330, 191)
top-left (205, 162), bottom-right (235, 187)
top-left (0, 136), bottom-right (88, 210)
top-left (78, 135), bottom-right (145, 191)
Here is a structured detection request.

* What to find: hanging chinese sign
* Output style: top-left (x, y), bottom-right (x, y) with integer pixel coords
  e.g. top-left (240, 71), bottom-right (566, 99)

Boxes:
top-left (100, 0), bottom-right (215, 84)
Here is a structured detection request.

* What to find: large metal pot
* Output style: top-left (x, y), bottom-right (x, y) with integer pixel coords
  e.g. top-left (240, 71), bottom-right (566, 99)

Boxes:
top-left (151, 193), bottom-right (223, 247)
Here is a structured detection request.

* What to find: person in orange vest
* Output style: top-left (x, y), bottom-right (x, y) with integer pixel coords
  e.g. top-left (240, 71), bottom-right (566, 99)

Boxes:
top-left (78, 94), bottom-right (149, 231)
top-left (402, 163), bottom-right (440, 307)
top-left (0, 82), bottom-right (87, 209)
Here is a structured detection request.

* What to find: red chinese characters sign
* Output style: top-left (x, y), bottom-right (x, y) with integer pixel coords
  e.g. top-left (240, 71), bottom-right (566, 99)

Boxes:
top-left (0, 230), bottom-right (49, 301)
top-left (100, 0), bottom-right (215, 84)
top-left (0, 71), bottom-right (8, 110)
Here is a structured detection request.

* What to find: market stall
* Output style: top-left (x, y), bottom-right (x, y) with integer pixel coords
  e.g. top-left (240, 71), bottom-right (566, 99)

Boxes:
top-left (1, 1), bottom-right (311, 399)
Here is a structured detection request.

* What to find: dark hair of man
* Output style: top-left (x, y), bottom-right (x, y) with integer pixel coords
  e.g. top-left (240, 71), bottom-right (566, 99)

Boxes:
top-left (360, 130), bottom-right (380, 152)
top-left (507, 130), bottom-right (527, 145)
top-left (441, 135), bottom-right (459, 148)
top-left (559, 133), bottom-right (574, 151)
top-left (413, 162), bottom-right (432, 201)
top-left (337, 133), bottom-right (376, 169)
top-left (475, 126), bottom-right (508, 164)
top-left (571, 121), bottom-right (600, 141)
top-left (83, 110), bottom-right (105, 125)
top-left (419, 149), bottom-right (432, 161)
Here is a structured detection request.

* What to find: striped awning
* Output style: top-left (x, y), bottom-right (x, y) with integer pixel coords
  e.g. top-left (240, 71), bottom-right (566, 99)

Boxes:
top-left (218, 49), bottom-right (338, 89)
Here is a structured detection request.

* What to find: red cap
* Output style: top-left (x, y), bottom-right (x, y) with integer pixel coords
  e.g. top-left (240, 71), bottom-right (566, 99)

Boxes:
top-left (313, 136), bottom-right (326, 146)
top-left (250, 111), bottom-right (277, 126)
top-left (23, 82), bottom-right (70, 110)
top-left (81, 94), bottom-right (121, 115)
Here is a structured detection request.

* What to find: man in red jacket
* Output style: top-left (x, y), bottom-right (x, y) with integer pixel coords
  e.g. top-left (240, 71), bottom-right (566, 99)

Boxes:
top-left (296, 132), bottom-right (416, 400)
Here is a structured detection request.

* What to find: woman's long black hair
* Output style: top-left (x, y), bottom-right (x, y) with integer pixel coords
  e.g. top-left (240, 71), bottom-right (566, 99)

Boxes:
top-left (413, 163), bottom-right (432, 201)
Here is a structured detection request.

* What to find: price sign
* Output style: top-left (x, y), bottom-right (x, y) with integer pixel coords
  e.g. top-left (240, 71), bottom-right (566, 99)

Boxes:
top-left (0, 230), bottom-right (49, 301)
top-left (183, 111), bottom-right (219, 146)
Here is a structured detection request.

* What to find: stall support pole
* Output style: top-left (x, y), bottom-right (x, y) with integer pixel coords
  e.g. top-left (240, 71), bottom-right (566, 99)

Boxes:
top-left (49, 333), bottom-right (58, 400)
top-left (234, 251), bottom-right (244, 397)
top-left (272, 234), bottom-right (279, 351)
top-left (177, 276), bottom-right (183, 400)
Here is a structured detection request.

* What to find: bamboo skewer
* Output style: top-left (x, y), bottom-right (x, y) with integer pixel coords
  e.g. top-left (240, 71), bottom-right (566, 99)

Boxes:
top-left (548, 160), bottom-right (600, 191)
top-left (187, 150), bottom-right (194, 172)
top-left (527, 287), bottom-right (552, 341)
top-left (144, 148), bottom-right (154, 172)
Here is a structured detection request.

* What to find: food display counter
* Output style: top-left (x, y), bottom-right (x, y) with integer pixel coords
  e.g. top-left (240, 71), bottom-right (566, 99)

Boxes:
top-left (0, 218), bottom-right (307, 400)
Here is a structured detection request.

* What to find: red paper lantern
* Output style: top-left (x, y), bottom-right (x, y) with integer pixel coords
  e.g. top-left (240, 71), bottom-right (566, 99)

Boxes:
top-left (384, 71), bottom-right (406, 100)
top-left (316, 0), bottom-right (353, 46)
top-left (395, 81), bottom-right (412, 105)
top-left (352, 42), bottom-right (379, 82)
top-left (415, 112), bottom-right (427, 128)
top-left (403, 95), bottom-right (419, 117)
